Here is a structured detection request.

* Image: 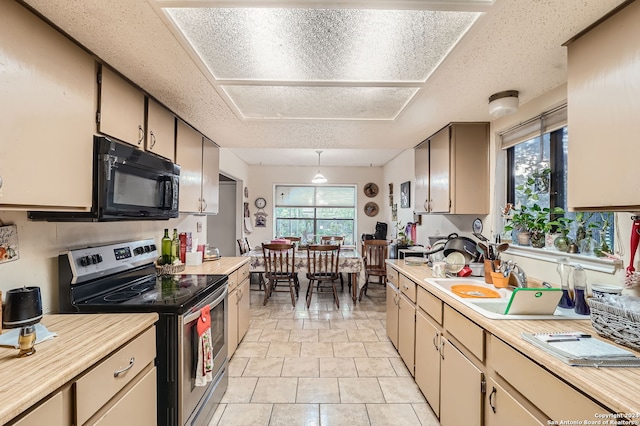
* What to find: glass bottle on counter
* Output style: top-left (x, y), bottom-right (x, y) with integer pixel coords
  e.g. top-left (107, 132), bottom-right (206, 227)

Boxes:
top-left (557, 258), bottom-right (574, 309)
top-left (573, 264), bottom-right (590, 315)
top-left (161, 228), bottom-right (172, 265)
top-left (171, 228), bottom-right (179, 264)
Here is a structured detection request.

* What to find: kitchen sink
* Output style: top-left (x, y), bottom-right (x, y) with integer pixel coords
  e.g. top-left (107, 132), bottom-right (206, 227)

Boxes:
top-left (426, 278), bottom-right (588, 320)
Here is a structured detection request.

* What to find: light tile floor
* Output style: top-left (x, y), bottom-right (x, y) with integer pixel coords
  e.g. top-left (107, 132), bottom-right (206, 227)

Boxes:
top-left (208, 277), bottom-right (440, 426)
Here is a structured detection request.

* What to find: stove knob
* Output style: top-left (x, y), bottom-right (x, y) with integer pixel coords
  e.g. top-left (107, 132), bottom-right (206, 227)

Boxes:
top-left (90, 254), bottom-right (99, 264)
top-left (134, 247), bottom-right (143, 255)
top-left (96, 254), bottom-right (103, 263)
top-left (80, 256), bottom-right (89, 267)
top-left (144, 245), bottom-right (151, 253)
top-left (149, 244), bottom-right (157, 252)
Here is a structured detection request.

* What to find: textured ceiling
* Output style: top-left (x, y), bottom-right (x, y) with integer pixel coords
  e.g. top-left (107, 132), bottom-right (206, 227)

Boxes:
top-left (21, 0), bottom-right (625, 166)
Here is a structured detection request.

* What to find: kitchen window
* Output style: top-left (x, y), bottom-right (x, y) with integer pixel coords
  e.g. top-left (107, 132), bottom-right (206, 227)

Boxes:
top-left (274, 185), bottom-right (356, 245)
top-left (502, 105), bottom-right (614, 255)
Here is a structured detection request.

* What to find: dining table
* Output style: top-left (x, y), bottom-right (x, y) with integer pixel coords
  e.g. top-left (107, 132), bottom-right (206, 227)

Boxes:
top-left (245, 245), bottom-right (366, 304)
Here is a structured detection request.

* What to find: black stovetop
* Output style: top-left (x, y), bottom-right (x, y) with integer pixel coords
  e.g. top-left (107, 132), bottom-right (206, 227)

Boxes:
top-left (67, 267), bottom-right (227, 314)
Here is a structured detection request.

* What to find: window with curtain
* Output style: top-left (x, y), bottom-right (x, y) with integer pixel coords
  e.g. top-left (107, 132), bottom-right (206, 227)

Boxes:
top-left (501, 105), bottom-right (614, 255)
top-left (274, 185), bottom-right (356, 245)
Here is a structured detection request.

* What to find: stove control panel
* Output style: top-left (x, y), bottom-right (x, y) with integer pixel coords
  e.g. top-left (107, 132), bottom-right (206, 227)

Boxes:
top-left (66, 239), bottom-right (159, 284)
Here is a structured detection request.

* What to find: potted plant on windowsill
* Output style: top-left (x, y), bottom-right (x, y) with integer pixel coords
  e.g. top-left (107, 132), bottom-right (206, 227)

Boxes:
top-left (504, 205), bottom-right (534, 245)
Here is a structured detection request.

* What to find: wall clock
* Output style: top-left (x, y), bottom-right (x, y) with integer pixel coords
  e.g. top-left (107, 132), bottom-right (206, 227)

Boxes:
top-left (255, 197), bottom-right (267, 209)
top-left (363, 182), bottom-right (379, 198)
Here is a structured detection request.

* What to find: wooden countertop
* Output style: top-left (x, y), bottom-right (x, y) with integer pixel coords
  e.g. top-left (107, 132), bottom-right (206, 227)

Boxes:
top-left (181, 256), bottom-right (248, 275)
top-left (0, 313), bottom-right (158, 424)
top-left (386, 260), bottom-right (640, 416)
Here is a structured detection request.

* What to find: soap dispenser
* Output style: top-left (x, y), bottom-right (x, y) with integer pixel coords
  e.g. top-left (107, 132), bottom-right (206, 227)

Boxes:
top-left (572, 264), bottom-right (590, 315)
top-left (557, 258), bottom-right (574, 309)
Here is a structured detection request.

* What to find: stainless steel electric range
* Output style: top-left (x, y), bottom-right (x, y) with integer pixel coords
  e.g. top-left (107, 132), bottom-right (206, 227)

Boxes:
top-left (58, 239), bottom-right (228, 426)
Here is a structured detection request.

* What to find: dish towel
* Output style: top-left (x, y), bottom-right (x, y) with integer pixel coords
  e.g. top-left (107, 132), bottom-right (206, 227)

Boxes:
top-left (195, 305), bottom-right (213, 387)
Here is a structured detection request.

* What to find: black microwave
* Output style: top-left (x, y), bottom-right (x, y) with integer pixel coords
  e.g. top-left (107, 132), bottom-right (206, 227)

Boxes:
top-left (29, 136), bottom-right (180, 221)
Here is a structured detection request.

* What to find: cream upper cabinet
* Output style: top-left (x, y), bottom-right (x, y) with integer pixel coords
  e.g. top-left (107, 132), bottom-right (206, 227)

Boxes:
top-left (176, 121), bottom-right (220, 214)
top-left (0, 1), bottom-right (94, 210)
top-left (201, 138), bottom-right (220, 214)
top-left (176, 120), bottom-right (204, 213)
top-left (414, 122), bottom-right (489, 215)
top-left (98, 66), bottom-right (145, 148)
top-left (428, 127), bottom-right (451, 213)
top-left (566, 1), bottom-right (640, 211)
top-left (146, 98), bottom-right (176, 161)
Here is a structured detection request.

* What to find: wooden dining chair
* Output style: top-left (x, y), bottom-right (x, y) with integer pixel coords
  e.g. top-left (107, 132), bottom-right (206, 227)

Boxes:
top-left (320, 236), bottom-right (346, 290)
top-left (359, 239), bottom-right (390, 300)
top-left (306, 244), bottom-right (341, 308)
top-left (262, 242), bottom-right (299, 307)
top-left (238, 238), bottom-right (264, 290)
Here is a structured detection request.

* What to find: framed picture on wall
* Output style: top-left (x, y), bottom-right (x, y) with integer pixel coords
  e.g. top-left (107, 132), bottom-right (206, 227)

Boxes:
top-left (400, 181), bottom-right (410, 208)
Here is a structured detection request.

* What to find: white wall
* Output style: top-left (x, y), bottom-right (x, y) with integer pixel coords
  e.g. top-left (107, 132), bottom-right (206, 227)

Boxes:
top-left (0, 211), bottom-right (206, 313)
top-left (247, 164), bottom-right (385, 245)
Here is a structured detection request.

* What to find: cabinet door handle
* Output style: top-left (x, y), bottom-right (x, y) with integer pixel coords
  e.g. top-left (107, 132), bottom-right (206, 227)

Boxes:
top-left (489, 386), bottom-right (497, 413)
top-left (0, 175), bottom-right (3, 190)
top-left (114, 357), bottom-right (135, 377)
top-left (201, 198), bottom-right (207, 212)
top-left (150, 130), bottom-right (156, 148)
top-left (238, 289), bottom-right (243, 302)
top-left (137, 125), bottom-right (144, 145)
top-left (432, 333), bottom-right (439, 350)
top-left (439, 339), bottom-right (445, 360)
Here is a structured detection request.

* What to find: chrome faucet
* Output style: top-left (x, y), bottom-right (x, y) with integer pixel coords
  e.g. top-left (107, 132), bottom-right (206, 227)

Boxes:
top-left (511, 264), bottom-right (528, 288)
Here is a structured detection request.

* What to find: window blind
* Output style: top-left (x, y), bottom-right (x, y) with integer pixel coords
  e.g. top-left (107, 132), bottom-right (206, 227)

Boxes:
top-left (499, 104), bottom-right (567, 150)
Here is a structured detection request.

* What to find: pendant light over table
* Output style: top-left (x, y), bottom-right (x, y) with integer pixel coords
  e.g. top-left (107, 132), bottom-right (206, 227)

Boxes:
top-left (312, 150), bottom-right (327, 184)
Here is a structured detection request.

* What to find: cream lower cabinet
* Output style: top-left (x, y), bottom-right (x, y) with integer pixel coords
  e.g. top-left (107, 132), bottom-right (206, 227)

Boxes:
top-left (228, 262), bottom-right (251, 358)
top-left (398, 274), bottom-right (417, 375)
top-left (8, 326), bottom-right (156, 426)
top-left (490, 336), bottom-right (609, 422)
top-left (485, 378), bottom-right (544, 426)
top-left (0, 1), bottom-right (94, 210)
top-left (415, 309), bottom-right (442, 417)
top-left (440, 337), bottom-right (484, 426)
top-left (386, 282), bottom-right (400, 349)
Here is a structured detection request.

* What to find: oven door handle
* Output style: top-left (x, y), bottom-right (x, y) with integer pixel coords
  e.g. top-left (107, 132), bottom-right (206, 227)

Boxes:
top-left (183, 287), bottom-right (228, 325)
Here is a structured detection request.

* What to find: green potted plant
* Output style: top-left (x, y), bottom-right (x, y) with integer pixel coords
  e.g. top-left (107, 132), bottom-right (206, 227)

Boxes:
top-left (396, 221), bottom-right (413, 247)
top-left (552, 214), bottom-right (574, 252)
top-left (504, 205), bottom-right (534, 245)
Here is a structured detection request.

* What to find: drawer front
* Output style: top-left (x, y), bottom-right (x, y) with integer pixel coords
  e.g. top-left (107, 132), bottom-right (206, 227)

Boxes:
top-left (417, 286), bottom-right (443, 325)
top-left (76, 327), bottom-right (156, 425)
top-left (237, 262), bottom-right (250, 284)
top-left (12, 390), bottom-right (66, 426)
top-left (386, 267), bottom-right (399, 286)
top-left (491, 336), bottom-right (609, 421)
top-left (93, 366), bottom-right (157, 426)
top-left (399, 274), bottom-right (417, 303)
top-left (443, 305), bottom-right (484, 361)
top-left (227, 269), bottom-right (239, 291)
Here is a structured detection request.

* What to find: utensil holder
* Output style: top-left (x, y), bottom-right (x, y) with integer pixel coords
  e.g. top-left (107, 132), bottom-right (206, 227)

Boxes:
top-left (484, 259), bottom-right (500, 284)
top-left (490, 271), bottom-right (509, 288)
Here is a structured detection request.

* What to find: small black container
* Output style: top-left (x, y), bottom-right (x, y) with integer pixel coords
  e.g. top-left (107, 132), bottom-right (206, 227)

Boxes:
top-left (2, 286), bottom-right (43, 328)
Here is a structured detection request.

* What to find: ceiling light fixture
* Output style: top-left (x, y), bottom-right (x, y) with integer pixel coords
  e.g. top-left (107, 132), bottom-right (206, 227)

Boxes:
top-left (488, 90), bottom-right (519, 118)
top-left (312, 150), bottom-right (327, 184)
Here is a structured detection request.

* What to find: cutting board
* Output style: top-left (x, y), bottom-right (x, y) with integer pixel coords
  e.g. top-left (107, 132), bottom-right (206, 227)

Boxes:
top-left (504, 288), bottom-right (563, 315)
